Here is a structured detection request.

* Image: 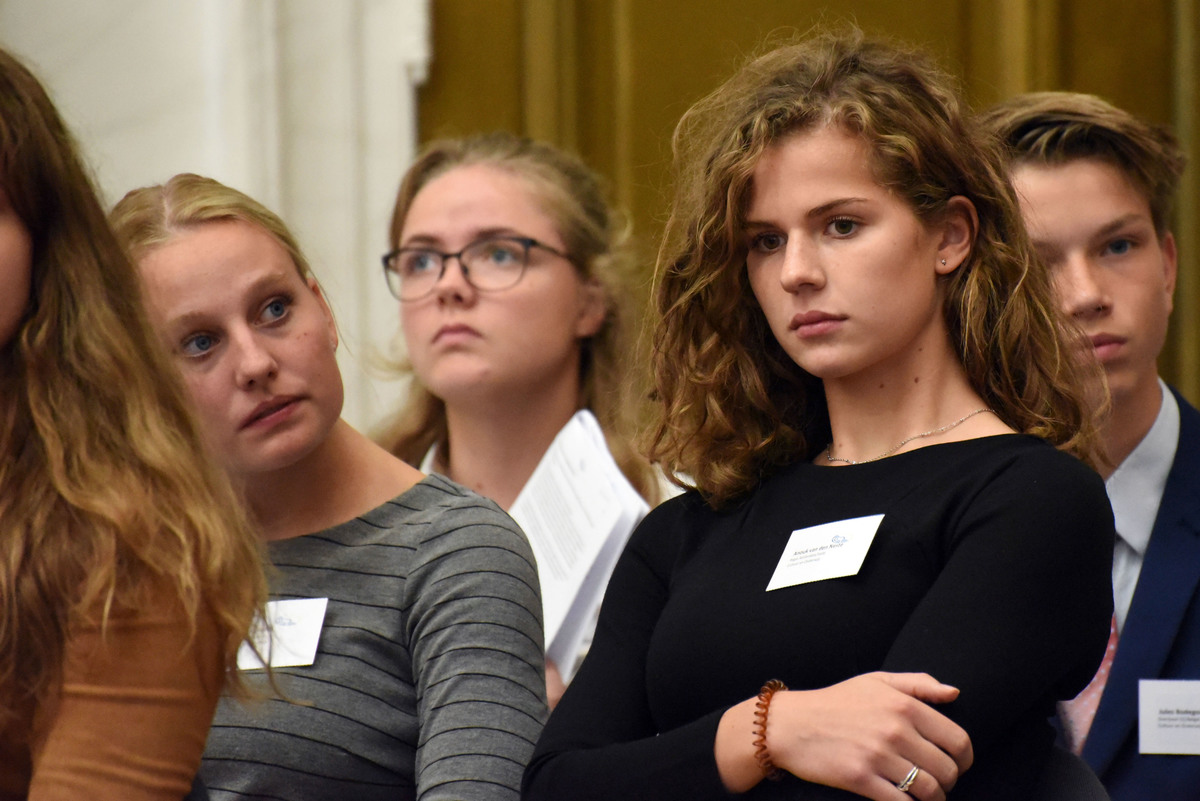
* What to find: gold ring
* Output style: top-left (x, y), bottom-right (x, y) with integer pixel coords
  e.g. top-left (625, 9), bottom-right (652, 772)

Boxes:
top-left (896, 765), bottom-right (920, 793)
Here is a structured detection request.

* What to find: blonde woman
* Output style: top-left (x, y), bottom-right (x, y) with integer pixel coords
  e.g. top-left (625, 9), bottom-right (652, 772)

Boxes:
top-left (524, 31), bottom-right (1114, 801)
top-left (380, 133), bottom-right (667, 703)
top-left (380, 133), bottom-right (656, 504)
top-left (111, 173), bottom-right (546, 801)
top-left (0, 50), bottom-right (264, 800)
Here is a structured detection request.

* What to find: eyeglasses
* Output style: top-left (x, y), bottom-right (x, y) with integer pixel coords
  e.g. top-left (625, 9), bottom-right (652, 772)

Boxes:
top-left (382, 235), bottom-right (570, 301)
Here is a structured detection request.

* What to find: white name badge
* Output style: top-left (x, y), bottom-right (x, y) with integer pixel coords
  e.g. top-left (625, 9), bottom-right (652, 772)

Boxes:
top-left (237, 597), bottom-right (329, 670)
top-left (1139, 679), bottom-right (1200, 754)
top-left (766, 514), bottom-right (884, 592)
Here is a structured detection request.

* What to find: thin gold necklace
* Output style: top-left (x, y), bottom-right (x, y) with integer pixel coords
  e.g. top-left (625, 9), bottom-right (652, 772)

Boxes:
top-left (824, 408), bottom-right (994, 465)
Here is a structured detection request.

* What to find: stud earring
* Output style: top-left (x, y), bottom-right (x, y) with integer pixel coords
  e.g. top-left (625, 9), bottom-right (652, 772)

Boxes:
top-left (939, 258), bottom-right (947, 266)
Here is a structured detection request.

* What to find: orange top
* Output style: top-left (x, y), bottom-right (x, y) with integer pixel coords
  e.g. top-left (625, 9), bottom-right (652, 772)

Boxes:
top-left (0, 587), bottom-right (224, 801)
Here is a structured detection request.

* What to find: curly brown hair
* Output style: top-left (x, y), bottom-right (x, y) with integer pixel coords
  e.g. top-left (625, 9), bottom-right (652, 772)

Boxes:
top-left (648, 29), bottom-right (1102, 507)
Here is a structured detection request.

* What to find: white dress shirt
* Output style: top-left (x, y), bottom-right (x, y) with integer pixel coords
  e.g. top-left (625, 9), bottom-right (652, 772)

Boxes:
top-left (419, 443), bottom-right (439, 475)
top-left (1105, 378), bottom-right (1179, 633)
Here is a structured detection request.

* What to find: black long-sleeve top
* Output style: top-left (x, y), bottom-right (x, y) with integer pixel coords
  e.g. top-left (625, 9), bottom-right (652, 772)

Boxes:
top-left (524, 435), bottom-right (1114, 800)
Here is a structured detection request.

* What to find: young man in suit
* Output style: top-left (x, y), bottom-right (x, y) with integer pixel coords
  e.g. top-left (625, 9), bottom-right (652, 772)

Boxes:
top-left (983, 92), bottom-right (1200, 801)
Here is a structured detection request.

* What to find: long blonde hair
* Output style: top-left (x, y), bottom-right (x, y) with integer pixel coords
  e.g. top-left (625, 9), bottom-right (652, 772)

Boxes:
top-left (0, 50), bottom-right (266, 712)
top-left (649, 30), bottom-right (1102, 507)
top-left (377, 132), bottom-right (659, 503)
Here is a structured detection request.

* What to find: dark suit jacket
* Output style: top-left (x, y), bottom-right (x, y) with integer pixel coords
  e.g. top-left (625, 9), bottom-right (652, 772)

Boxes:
top-left (1082, 385), bottom-right (1200, 800)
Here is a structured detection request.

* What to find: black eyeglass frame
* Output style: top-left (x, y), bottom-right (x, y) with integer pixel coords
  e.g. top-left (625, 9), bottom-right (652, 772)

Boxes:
top-left (381, 235), bottom-right (571, 301)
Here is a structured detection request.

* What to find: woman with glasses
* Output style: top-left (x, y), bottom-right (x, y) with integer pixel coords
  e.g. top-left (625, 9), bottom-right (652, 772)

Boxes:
top-left (378, 133), bottom-right (666, 706)
top-left (110, 173), bottom-right (547, 801)
top-left (0, 52), bottom-right (265, 799)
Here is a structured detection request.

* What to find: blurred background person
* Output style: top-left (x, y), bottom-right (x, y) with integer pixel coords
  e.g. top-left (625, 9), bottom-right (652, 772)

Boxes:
top-left (378, 133), bottom-right (666, 704)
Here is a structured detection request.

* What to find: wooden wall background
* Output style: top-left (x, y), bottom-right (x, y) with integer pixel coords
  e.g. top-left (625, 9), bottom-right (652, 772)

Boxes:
top-left (415, 0), bottom-right (1199, 404)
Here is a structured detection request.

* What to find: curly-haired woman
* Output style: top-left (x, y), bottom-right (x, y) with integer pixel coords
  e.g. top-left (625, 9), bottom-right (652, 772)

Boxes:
top-left (524, 30), bottom-right (1114, 801)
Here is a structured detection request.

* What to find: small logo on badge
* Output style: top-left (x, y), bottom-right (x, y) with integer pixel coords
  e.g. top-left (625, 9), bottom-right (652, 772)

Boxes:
top-left (831, 534), bottom-right (847, 546)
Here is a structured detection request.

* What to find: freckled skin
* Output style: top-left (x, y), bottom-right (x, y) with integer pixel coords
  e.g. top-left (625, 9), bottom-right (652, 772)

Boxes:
top-left (138, 220), bottom-right (344, 480)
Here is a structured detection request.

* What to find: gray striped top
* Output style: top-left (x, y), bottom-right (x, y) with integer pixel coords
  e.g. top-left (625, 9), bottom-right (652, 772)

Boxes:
top-left (200, 474), bottom-right (547, 800)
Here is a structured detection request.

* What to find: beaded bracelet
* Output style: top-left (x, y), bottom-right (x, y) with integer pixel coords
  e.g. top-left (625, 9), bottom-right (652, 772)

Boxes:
top-left (752, 679), bottom-right (787, 780)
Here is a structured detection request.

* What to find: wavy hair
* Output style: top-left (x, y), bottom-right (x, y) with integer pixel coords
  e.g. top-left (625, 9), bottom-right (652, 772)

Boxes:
top-left (0, 50), bottom-right (266, 712)
top-left (979, 91), bottom-right (1186, 236)
top-left (376, 132), bottom-right (659, 503)
top-left (648, 29), bottom-right (1102, 507)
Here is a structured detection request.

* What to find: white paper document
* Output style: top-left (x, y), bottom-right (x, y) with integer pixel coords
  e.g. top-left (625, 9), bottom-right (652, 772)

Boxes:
top-left (766, 514), bottom-right (883, 591)
top-left (1139, 679), bottom-right (1200, 754)
top-left (509, 410), bottom-right (649, 681)
top-left (237, 597), bottom-right (328, 670)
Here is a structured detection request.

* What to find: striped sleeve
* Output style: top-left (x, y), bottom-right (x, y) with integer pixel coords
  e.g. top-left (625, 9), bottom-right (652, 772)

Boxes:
top-left (200, 477), bottom-right (547, 801)
top-left (405, 482), bottom-right (547, 800)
